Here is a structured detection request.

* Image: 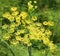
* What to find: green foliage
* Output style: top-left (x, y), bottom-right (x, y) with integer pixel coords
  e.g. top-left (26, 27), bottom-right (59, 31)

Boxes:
top-left (0, 0), bottom-right (60, 56)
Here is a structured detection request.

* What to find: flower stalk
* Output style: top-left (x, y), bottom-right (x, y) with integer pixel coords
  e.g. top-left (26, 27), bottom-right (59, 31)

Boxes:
top-left (28, 46), bottom-right (33, 56)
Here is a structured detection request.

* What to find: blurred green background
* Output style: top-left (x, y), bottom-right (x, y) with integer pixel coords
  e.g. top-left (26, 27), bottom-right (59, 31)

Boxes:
top-left (0, 0), bottom-right (60, 56)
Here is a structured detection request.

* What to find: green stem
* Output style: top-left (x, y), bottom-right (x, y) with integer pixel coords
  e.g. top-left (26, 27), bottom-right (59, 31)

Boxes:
top-left (28, 46), bottom-right (33, 56)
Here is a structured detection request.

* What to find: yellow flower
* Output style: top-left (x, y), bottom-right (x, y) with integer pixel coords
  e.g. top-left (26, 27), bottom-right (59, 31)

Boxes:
top-left (10, 7), bottom-right (17, 11)
top-left (32, 16), bottom-right (37, 21)
top-left (43, 21), bottom-right (54, 26)
top-left (25, 19), bottom-right (32, 24)
top-left (29, 1), bottom-right (32, 3)
top-left (49, 42), bottom-right (56, 53)
top-left (11, 39), bottom-right (19, 45)
top-left (45, 30), bottom-right (52, 36)
top-left (3, 13), bottom-right (14, 22)
top-left (20, 30), bottom-right (25, 33)
top-left (3, 34), bottom-right (10, 40)
top-left (27, 43), bottom-right (32, 46)
top-left (11, 11), bottom-right (19, 16)
top-left (29, 34), bottom-right (36, 40)
top-left (10, 23), bottom-right (16, 28)
top-left (21, 20), bottom-right (26, 25)
top-left (8, 16), bottom-right (14, 22)
top-left (15, 30), bottom-right (25, 35)
top-left (22, 35), bottom-right (30, 44)
top-left (34, 1), bottom-right (37, 3)
top-left (43, 21), bottom-right (48, 25)
top-left (40, 28), bottom-right (45, 32)
top-left (15, 30), bottom-right (21, 35)
top-left (42, 37), bottom-right (50, 45)
top-left (36, 23), bottom-right (42, 26)
top-left (48, 21), bottom-right (54, 26)
top-left (2, 12), bottom-right (11, 18)
top-left (20, 11), bottom-right (28, 19)
top-left (16, 36), bottom-right (22, 41)
top-left (2, 24), bottom-right (8, 29)
top-left (15, 23), bottom-right (21, 27)
top-left (28, 1), bottom-right (33, 11)
top-left (15, 16), bottom-right (21, 23)
top-left (9, 27), bottom-right (15, 33)
top-left (50, 47), bottom-right (55, 53)
top-left (35, 6), bottom-right (37, 9)
top-left (15, 32), bottom-right (20, 36)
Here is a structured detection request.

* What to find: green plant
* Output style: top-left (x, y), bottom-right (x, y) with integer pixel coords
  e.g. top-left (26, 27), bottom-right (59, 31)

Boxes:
top-left (1, 0), bottom-right (57, 56)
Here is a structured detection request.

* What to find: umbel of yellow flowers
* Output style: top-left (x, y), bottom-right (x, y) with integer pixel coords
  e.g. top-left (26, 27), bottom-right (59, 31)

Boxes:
top-left (2, 1), bottom-right (56, 53)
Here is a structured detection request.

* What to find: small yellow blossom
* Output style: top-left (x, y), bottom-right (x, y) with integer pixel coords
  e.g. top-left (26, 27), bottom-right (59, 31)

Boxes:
top-left (15, 30), bottom-right (25, 35)
top-left (2, 24), bottom-right (8, 29)
top-left (3, 12), bottom-right (15, 21)
top-left (34, 1), bottom-right (37, 3)
top-left (35, 6), bottom-right (38, 9)
top-left (49, 42), bottom-right (56, 53)
top-left (10, 7), bottom-right (17, 11)
top-left (15, 16), bottom-right (21, 23)
top-left (11, 39), bottom-right (19, 45)
top-left (25, 19), bottom-right (32, 24)
top-left (40, 28), bottom-right (45, 32)
top-left (15, 23), bottom-right (21, 27)
top-left (27, 43), bottom-right (32, 46)
top-left (43, 21), bottom-right (48, 25)
top-left (48, 21), bottom-right (54, 26)
top-left (28, 1), bottom-right (33, 11)
top-left (2, 12), bottom-right (10, 18)
top-left (10, 23), bottom-right (16, 28)
top-left (8, 16), bottom-right (14, 22)
top-left (20, 30), bottom-right (25, 33)
top-left (29, 1), bottom-right (32, 3)
top-left (22, 35), bottom-right (30, 44)
top-left (29, 34), bottom-right (35, 40)
top-left (32, 16), bottom-right (37, 21)
top-left (11, 11), bottom-right (19, 16)
top-left (45, 30), bottom-right (52, 36)
top-left (43, 21), bottom-right (54, 26)
top-left (42, 37), bottom-right (50, 45)
top-left (20, 12), bottom-right (28, 19)
top-left (16, 36), bottom-right (22, 41)
top-left (21, 20), bottom-right (26, 25)
top-left (3, 34), bottom-right (10, 40)
top-left (2, 12), bottom-right (15, 22)
top-left (36, 23), bottom-right (42, 26)
top-left (9, 28), bottom-right (15, 33)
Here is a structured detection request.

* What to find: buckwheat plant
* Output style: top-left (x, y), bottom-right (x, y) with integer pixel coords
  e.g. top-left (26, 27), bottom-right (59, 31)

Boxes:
top-left (2, 1), bottom-right (56, 56)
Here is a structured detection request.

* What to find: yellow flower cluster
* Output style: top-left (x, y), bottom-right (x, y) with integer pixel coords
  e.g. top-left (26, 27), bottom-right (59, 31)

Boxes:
top-left (3, 12), bottom-right (14, 22)
top-left (43, 21), bottom-right (54, 26)
top-left (20, 11), bottom-right (28, 19)
top-left (2, 1), bottom-right (56, 53)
